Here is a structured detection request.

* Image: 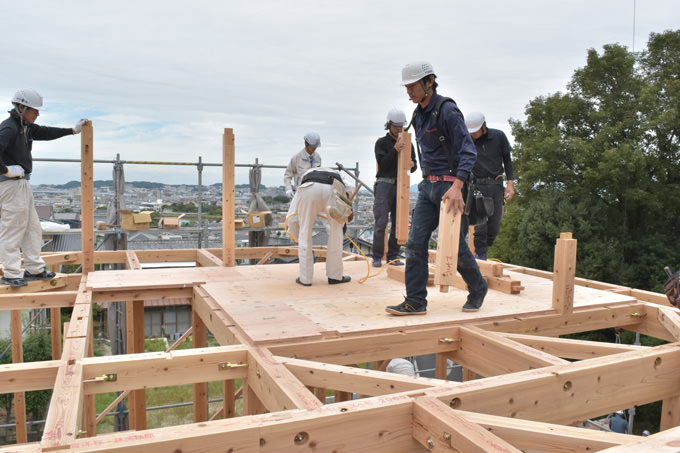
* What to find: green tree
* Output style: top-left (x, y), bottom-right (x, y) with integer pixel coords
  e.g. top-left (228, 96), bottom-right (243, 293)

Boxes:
top-left (495, 30), bottom-right (680, 292)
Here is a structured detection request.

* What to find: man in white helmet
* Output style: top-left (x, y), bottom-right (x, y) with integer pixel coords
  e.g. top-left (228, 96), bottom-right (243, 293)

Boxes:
top-left (283, 132), bottom-right (322, 198)
top-left (609, 410), bottom-right (629, 434)
top-left (386, 62), bottom-right (487, 315)
top-left (371, 108), bottom-right (417, 268)
top-left (465, 111), bottom-right (514, 260)
top-left (0, 89), bottom-right (87, 286)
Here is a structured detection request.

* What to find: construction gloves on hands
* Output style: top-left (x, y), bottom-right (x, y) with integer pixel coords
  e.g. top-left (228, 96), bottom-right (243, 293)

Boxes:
top-left (73, 118), bottom-right (88, 134)
top-left (4, 165), bottom-right (25, 178)
top-left (286, 189), bottom-right (295, 198)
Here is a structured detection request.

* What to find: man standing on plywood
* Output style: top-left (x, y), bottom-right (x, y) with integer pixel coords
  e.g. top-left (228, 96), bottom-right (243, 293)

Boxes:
top-left (286, 167), bottom-right (351, 287)
top-left (371, 108), bottom-right (417, 268)
top-left (284, 131), bottom-right (322, 198)
top-left (0, 89), bottom-right (87, 287)
top-left (465, 112), bottom-right (514, 260)
top-left (386, 62), bottom-right (487, 315)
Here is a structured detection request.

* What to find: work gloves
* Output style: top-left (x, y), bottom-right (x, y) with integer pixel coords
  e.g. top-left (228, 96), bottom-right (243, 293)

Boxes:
top-left (73, 118), bottom-right (88, 134)
top-left (286, 189), bottom-right (295, 198)
top-left (4, 165), bottom-right (25, 178)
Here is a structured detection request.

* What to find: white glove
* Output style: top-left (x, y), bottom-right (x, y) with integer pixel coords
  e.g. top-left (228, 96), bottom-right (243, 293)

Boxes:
top-left (286, 189), bottom-right (295, 198)
top-left (73, 118), bottom-right (88, 134)
top-left (4, 165), bottom-right (25, 178)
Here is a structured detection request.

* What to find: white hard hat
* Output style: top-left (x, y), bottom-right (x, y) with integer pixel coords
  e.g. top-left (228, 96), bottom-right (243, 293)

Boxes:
top-left (465, 111), bottom-right (485, 133)
top-left (385, 108), bottom-right (407, 128)
top-left (12, 89), bottom-right (43, 110)
top-left (304, 131), bottom-right (321, 148)
top-left (642, 430), bottom-right (650, 436)
top-left (401, 61), bottom-right (435, 85)
top-left (616, 410), bottom-right (625, 415)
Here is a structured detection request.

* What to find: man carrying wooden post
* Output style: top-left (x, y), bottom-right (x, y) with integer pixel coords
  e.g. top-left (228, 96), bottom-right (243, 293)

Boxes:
top-left (386, 62), bottom-right (487, 315)
top-left (371, 108), bottom-right (416, 268)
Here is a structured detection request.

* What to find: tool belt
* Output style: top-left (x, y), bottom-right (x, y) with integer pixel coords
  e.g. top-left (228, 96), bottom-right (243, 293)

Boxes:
top-left (376, 177), bottom-right (397, 184)
top-left (327, 179), bottom-right (353, 224)
top-left (475, 176), bottom-right (503, 185)
top-left (301, 170), bottom-right (343, 186)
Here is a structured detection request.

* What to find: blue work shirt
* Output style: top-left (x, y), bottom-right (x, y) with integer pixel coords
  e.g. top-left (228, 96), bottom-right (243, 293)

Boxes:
top-left (412, 93), bottom-right (477, 181)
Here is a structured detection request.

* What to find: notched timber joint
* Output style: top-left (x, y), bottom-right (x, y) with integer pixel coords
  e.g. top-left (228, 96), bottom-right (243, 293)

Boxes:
top-left (218, 362), bottom-right (248, 370)
top-left (83, 373), bottom-right (117, 383)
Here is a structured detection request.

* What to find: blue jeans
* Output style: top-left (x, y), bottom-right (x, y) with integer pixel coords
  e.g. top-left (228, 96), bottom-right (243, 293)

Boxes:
top-left (404, 180), bottom-right (487, 308)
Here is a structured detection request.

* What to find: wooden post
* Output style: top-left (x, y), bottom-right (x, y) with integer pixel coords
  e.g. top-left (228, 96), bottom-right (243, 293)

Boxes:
top-left (51, 307), bottom-right (62, 360)
top-left (80, 121), bottom-right (94, 274)
top-left (661, 394), bottom-right (680, 431)
top-left (11, 310), bottom-right (27, 444)
top-left (395, 131), bottom-right (411, 244)
top-left (435, 353), bottom-right (448, 380)
top-left (223, 380), bottom-right (235, 418)
top-left (552, 232), bottom-right (577, 313)
top-left (222, 128), bottom-right (235, 267)
top-left (126, 251), bottom-right (146, 430)
top-left (434, 199), bottom-right (461, 292)
top-left (193, 309), bottom-right (208, 422)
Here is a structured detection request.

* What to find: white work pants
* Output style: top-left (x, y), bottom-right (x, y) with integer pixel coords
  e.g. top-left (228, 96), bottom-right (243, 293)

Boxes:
top-left (287, 182), bottom-right (344, 285)
top-left (0, 179), bottom-right (46, 279)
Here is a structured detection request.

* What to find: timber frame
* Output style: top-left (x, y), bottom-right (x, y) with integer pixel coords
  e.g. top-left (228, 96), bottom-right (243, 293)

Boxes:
top-left (0, 125), bottom-right (679, 452)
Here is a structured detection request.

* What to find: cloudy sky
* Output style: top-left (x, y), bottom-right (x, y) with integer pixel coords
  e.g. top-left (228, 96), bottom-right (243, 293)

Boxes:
top-left (2, 0), bottom-right (678, 189)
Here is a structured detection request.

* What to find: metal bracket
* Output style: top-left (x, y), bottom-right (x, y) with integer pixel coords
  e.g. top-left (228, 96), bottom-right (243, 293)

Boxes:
top-left (84, 373), bottom-right (117, 383)
top-left (218, 362), bottom-right (248, 370)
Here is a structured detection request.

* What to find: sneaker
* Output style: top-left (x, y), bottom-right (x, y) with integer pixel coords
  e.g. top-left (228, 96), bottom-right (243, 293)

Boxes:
top-left (388, 260), bottom-right (404, 266)
top-left (295, 277), bottom-right (311, 287)
top-left (328, 276), bottom-right (351, 285)
top-left (385, 300), bottom-right (427, 316)
top-left (1, 276), bottom-right (28, 287)
top-left (372, 258), bottom-right (382, 267)
top-left (462, 282), bottom-right (488, 312)
top-left (24, 270), bottom-right (56, 281)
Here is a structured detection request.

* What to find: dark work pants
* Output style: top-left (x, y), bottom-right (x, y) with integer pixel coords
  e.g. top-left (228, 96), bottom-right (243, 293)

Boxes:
top-left (372, 181), bottom-right (400, 261)
top-left (473, 183), bottom-right (505, 255)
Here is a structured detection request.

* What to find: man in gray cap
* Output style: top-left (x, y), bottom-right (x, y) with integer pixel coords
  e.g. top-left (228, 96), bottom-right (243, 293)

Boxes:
top-left (284, 131), bottom-right (322, 198)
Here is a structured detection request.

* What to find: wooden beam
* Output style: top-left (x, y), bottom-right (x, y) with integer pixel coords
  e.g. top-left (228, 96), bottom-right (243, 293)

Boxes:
top-left (0, 290), bottom-right (77, 310)
top-left (80, 121), bottom-right (95, 274)
top-left (196, 249), bottom-right (223, 267)
top-left (413, 397), bottom-right (521, 452)
top-left (460, 409), bottom-right (634, 451)
top-left (222, 128), bottom-right (235, 267)
top-left (498, 332), bottom-right (648, 360)
top-left (280, 356), bottom-right (446, 396)
top-left (0, 360), bottom-right (60, 393)
top-left (552, 232), bottom-right (577, 313)
top-left (599, 425), bottom-right (680, 452)
top-left (395, 131), bottom-right (411, 244)
top-left (455, 326), bottom-right (568, 377)
top-left (657, 306), bottom-right (680, 341)
top-left (427, 343), bottom-right (680, 426)
top-left (660, 394), bottom-right (680, 431)
top-left (434, 199), bottom-right (461, 292)
top-left (81, 346), bottom-right (249, 395)
top-left (246, 347), bottom-right (322, 412)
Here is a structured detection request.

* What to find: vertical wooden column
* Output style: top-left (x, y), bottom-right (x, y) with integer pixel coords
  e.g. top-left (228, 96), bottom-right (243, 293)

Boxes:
top-left (434, 199), bottom-right (461, 292)
top-left (552, 232), bottom-right (577, 313)
top-left (395, 131), bottom-right (412, 244)
top-left (462, 368), bottom-right (477, 382)
top-left (11, 310), bottom-right (27, 443)
top-left (435, 354), bottom-right (448, 380)
top-left (125, 251), bottom-right (146, 430)
top-left (80, 121), bottom-right (94, 274)
top-left (223, 380), bottom-right (235, 418)
top-left (222, 128), bottom-right (235, 267)
top-left (661, 394), bottom-right (680, 431)
top-left (192, 311), bottom-right (208, 422)
top-left (51, 307), bottom-right (62, 359)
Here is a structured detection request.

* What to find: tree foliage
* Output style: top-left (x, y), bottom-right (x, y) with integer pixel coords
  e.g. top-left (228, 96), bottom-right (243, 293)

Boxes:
top-left (494, 30), bottom-right (680, 292)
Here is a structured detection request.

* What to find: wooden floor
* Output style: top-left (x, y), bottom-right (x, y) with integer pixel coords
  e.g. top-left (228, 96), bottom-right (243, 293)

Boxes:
top-left (86, 259), bottom-right (637, 344)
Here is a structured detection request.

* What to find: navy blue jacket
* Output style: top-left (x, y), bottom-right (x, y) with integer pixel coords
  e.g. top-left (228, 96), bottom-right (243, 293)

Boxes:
top-left (411, 93), bottom-right (477, 181)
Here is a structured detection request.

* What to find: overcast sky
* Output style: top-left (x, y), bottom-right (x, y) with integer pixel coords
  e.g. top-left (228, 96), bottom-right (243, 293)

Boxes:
top-left (2, 0), bottom-right (679, 189)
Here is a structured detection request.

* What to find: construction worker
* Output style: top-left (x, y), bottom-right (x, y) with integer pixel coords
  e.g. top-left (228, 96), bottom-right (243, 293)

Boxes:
top-left (465, 112), bottom-right (514, 260)
top-left (0, 89), bottom-right (87, 286)
top-left (609, 410), bottom-right (629, 434)
top-left (284, 132), bottom-right (322, 198)
top-left (286, 167), bottom-right (351, 286)
top-left (386, 61), bottom-right (487, 315)
top-left (372, 108), bottom-right (417, 267)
